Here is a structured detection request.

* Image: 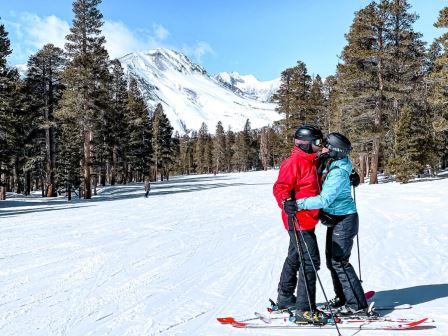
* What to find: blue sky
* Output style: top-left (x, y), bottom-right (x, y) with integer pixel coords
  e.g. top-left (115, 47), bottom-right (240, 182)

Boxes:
top-left (0, 0), bottom-right (445, 80)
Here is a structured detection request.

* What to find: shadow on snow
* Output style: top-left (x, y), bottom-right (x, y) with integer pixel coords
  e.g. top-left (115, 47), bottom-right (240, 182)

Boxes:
top-left (0, 174), bottom-right (270, 218)
top-left (374, 283), bottom-right (448, 309)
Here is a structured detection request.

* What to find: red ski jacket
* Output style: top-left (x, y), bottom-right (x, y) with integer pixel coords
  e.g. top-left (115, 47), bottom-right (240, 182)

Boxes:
top-left (273, 146), bottom-right (320, 231)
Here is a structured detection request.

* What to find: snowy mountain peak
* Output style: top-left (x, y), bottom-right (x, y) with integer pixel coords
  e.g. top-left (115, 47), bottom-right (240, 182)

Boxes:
top-left (120, 48), bottom-right (280, 134)
top-left (213, 71), bottom-right (280, 102)
top-left (122, 48), bottom-right (207, 77)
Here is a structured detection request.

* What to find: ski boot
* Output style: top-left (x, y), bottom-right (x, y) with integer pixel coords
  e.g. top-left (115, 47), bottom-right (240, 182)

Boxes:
top-left (270, 295), bottom-right (296, 312)
top-left (336, 302), bottom-right (379, 319)
top-left (318, 296), bottom-right (345, 311)
top-left (290, 310), bottom-right (329, 325)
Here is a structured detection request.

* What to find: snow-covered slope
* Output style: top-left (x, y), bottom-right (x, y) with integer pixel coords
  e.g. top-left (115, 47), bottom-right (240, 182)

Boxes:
top-left (120, 49), bottom-right (281, 134)
top-left (1, 171), bottom-right (447, 335)
top-left (13, 63), bottom-right (28, 78)
top-left (214, 71), bottom-right (280, 102)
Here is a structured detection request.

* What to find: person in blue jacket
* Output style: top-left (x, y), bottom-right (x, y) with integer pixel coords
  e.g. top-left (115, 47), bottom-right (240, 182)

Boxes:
top-left (296, 132), bottom-right (369, 316)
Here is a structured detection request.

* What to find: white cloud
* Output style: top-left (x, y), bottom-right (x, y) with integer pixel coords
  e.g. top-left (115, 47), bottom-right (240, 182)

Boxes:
top-left (9, 13), bottom-right (213, 66)
top-left (103, 20), bottom-right (154, 59)
top-left (20, 13), bottom-right (70, 49)
top-left (182, 41), bottom-right (215, 63)
top-left (153, 23), bottom-right (170, 41)
top-left (103, 21), bottom-right (176, 59)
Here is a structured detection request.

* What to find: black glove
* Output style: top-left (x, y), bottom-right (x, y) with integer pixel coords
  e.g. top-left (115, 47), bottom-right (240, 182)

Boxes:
top-left (282, 199), bottom-right (298, 217)
top-left (318, 210), bottom-right (335, 227)
top-left (317, 153), bottom-right (331, 175)
top-left (349, 170), bottom-right (360, 187)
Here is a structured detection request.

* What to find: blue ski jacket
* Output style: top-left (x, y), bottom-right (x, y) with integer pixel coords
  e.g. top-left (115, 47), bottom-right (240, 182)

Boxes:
top-left (296, 157), bottom-right (357, 215)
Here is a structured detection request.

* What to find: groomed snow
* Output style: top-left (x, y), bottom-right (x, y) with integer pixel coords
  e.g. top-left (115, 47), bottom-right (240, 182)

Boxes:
top-left (0, 170), bottom-right (447, 335)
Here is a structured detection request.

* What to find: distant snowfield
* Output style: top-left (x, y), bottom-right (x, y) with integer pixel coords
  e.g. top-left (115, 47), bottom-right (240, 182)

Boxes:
top-left (120, 49), bottom-right (281, 134)
top-left (0, 170), bottom-right (447, 336)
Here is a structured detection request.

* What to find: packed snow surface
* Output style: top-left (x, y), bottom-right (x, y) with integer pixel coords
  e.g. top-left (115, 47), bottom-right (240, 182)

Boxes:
top-left (0, 170), bottom-right (447, 335)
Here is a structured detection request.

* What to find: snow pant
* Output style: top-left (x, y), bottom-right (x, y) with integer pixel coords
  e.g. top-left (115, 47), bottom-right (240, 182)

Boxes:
top-left (325, 212), bottom-right (367, 310)
top-left (277, 228), bottom-right (320, 311)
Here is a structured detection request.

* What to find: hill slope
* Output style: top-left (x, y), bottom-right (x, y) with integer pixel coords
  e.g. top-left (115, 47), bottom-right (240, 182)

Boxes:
top-left (120, 48), bottom-right (281, 133)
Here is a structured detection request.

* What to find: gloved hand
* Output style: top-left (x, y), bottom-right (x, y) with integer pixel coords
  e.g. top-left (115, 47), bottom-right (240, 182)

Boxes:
top-left (318, 210), bottom-right (335, 227)
top-left (349, 170), bottom-right (360, 187)
top-left (282, 199), bottom-right (298, 217)
top-left (317, 152), bottom-right (332, 175)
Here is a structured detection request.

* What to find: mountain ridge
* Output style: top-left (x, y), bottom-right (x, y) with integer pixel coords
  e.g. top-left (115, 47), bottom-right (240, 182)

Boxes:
top-left (119, 48), bottom-right (281, 134)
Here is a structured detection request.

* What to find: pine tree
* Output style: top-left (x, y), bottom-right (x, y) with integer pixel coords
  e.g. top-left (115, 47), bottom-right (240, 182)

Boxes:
top-left (259, 126), bottom-right (273, 170)
top-left (324, 75), bottom-right (341, 133)
top-left (108, 59), bottom-right (128, 184)
top-left (127, 78), bottom-right (151, 182)
top-left (56, 116), bottom-right (83, 200)
top-left (272, 61), bottom-right (314, 159)
top-left (178, 133), bottom-right (194, 174)
top-left (0, 19), bottom-right (13, 199)
top-left (25, 44), bottom-right (66, 196)
top-left (190, 130), bottom-right (198, 173)
top-left (309, 75), bottom-right (327, 131)
top-left (4, 70), bottom-right (28, 195)
top-left (204, 133), bottom-right (213, 174)
top-left (225, 126), bottom-right (235, 172)
top-left (336, 2), bottom-right (389, 184)
top-left (158, 108), bottom-right (174, 180)
top-left (428, 6), bottom-right (448, 168)
top-left (194, 122), bottom-right (209, 174)
top-left (270, 121), bottom-right (287, 167)
top-left (387, 105), bottom-right (424, 182)
top-left (59, 0), bottom-right (110, 199)
top-left (384, 0), bottom-right (428, 168)
top-left (212, 121), bottom-right (226, 173)
top-left (231, 119), bottom-right (252, 172)
top-left (272, 67), bottom-right (295, 145)
top-left (151, 103), bottom-right (175, 180)
top-left (171, 131), bottom-right (181, 175)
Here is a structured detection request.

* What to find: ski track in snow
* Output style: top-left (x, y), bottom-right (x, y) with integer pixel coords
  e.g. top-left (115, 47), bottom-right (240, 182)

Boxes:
top-left (0, 170), bottom-right (447, 336)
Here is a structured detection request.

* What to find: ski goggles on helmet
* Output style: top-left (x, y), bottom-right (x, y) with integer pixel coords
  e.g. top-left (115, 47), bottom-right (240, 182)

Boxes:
top-left (325, 143), bottom-right (352, 154)
top-left (312, 138), bottom-right (324, 146)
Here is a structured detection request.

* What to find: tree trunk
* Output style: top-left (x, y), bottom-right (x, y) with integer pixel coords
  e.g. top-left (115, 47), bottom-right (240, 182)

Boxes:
top-left (370, 25), bottom-right (384, 185)
top-left (14, 158), bottom-right (22, 194)
top-left (93, 175), bottom-right (97, 196)
top-left (111, 144), bottom-right (118, 185)
top-left (359, 153), bottom-right (367, 184)
top-left (369, 141), bottom-right (379, 184)
top-left (45, 116), bottom-right (56, 197)
top-left (0, 169), bottom-right (5, 200)
top-left (25, 170), bottom-right (31, 196)
top-left (41, 177), bottom-right (45, 197)
top-left (67, 183), bottom-right (72, 201)
top-left (84, 130), bottom-right (92, 199)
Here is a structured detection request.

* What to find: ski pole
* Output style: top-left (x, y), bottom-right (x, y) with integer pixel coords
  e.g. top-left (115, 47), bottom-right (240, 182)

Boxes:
top-left (353, 186), bottom-right (362, 282)
top-left (293, 216), bottom-right (342, 336)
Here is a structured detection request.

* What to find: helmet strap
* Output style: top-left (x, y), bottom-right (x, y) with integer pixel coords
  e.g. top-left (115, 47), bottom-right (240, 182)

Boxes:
top-left (297, 143), bottom-right (313, 153)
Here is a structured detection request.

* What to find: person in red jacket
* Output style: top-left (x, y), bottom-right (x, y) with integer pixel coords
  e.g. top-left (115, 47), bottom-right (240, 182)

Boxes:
top-left (273, 125), bottom-right (326, 324)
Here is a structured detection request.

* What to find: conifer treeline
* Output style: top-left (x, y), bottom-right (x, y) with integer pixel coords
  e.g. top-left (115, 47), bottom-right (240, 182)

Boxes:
top-left (0, 0), bottom-right (175, 200)
top-left (1, 0), bottom-right (448, 201)
top-left (274, 0), bottom-right (448, 183)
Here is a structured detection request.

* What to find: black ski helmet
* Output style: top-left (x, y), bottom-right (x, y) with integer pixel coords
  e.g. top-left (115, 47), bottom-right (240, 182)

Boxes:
top-left (325, 132), bottom-right (352, 159)
top-left (294, 125), bottom-right (323, 143)
top-left (294, 125), bottom-right (323, 153)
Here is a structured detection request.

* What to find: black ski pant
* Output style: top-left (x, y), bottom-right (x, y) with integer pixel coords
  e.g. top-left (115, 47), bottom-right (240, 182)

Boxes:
top-left (325, 212), bottom-right (367, 310)
top-left (278, 228), bottom-right (320, 311)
